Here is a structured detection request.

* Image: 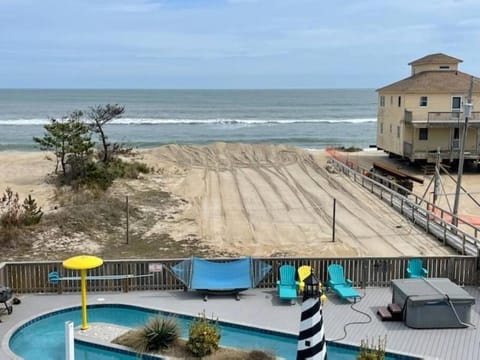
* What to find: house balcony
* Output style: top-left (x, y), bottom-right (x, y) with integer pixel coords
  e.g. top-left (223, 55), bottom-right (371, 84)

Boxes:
top-left (404, 110), bottom-right (480, 127)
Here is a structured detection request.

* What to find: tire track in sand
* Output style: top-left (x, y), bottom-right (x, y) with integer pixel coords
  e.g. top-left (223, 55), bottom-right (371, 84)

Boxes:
top-left (148, 143), bottom-right (455, 257)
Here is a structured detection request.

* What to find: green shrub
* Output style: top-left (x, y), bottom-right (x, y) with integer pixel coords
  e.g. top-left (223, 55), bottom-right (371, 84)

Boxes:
top-left (126, 161), bottom-right (150, 178)
top-left (1, 188), bottom-right (43, 227)
top-left (187, 311), bottom-right (221, 357)
top-left (21, 195), bottom-right (43, 226)
top-left (83, 162), bottom-right (116, 190)
top-left (115, 315), bottom-right (180, 353)
top-left (357, 336), bottom-right (387, 360)
top-left (78, 159), bottom-right (150, 190)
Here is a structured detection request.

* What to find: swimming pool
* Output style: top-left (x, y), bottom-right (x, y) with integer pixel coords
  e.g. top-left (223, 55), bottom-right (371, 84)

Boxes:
top-left (8, 304), bottom-right (418, 359)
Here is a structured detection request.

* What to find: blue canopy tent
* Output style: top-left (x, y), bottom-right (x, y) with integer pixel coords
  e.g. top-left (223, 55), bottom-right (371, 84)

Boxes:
top-left (171, 257), bottom-right (272, 301)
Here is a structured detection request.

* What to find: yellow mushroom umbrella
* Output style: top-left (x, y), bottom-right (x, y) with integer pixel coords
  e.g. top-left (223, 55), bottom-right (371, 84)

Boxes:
top-left (63, 255), bottom-right (103, 330)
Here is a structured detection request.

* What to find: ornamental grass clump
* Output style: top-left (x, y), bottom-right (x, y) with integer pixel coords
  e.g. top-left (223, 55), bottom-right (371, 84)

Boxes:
top-left (357, 335), bottom-right (387, 360)
top-left (143, 315), bottom-right (180, 351)
top-left (187, 311), bottom-right (221, 357)
top-left (117, 315), bottom-right (180, 353)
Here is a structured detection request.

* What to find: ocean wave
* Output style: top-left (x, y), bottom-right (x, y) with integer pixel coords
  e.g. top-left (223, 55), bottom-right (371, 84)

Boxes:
top-left (0, 117), bottom-right (377, 125)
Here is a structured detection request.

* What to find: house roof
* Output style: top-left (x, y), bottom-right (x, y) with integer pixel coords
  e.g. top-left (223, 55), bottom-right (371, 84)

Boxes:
top-left (377, 70), bottom-right (480, 93)
top-left (408, 53), bottom-right (463, 66)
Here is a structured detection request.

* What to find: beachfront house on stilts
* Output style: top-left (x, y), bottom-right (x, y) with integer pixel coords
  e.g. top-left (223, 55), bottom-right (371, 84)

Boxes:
top-left (376, 53), bottom-right (480, 165)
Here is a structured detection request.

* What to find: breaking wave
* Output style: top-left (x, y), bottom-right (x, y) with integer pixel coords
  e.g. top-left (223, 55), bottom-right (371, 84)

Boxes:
top-left (0, 118), bottom-right (377, 126)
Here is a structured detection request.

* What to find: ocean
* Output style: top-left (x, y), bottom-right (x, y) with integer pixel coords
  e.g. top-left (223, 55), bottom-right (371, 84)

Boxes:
top-left (0, 89), bottom-right (377, 151)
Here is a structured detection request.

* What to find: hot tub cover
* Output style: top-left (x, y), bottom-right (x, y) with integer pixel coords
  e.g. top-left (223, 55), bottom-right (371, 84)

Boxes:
top-left (392, 278), bottom-right (475, 304)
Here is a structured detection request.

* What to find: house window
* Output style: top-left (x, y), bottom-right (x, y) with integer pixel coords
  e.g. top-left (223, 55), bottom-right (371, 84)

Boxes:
top-left (454, 127), bottom-right (460, 140)
top-left (380, 123), bottom-right (383, 134)
top-left (380, 95), bottom-right (385, 107)
top-left (398, 96), bottom-right (402, 107)
top-left (439, 65), bottom-right (450, 70)
top-left (389, 124), bottom-right (392, 133)
top-left (419, 128), bottom-right (428, 140)
top-left (419, 96), bottom-right (428, 107)
top-left (452, 96), bottom-right (462, 112)
top-left (390, 96), bottom-right (393, 105)
top-left (397, 126), bottom-right (400, 138)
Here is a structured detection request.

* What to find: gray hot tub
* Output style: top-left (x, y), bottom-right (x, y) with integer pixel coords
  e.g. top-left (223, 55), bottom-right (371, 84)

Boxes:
top-left (391, 278), bottom-right (475, 329)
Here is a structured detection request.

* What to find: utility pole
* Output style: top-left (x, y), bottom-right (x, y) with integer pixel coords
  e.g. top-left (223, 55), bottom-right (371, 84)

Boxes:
top-left (433, 148), bottom-right (441, 206)
top-left (452, 77), bottom-right (474, 227)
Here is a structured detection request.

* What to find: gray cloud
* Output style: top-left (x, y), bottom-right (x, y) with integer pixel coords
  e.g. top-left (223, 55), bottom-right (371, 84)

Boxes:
top-left (1, 0), bottom-right (480, 88)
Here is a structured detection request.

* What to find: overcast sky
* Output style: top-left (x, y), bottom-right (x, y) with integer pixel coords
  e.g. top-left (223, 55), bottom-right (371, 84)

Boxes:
top-left (1, 0), bottom-right (479, 89)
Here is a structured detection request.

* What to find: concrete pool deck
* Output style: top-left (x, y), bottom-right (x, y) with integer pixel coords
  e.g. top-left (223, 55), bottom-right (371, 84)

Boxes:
top-left (1, 288), bottom-right (301, 359)
top-left (1, 286), bottom-right (480, 359)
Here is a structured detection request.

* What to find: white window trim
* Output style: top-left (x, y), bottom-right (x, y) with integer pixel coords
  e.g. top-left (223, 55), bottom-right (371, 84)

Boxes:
top-left (451, 95), bottom-right (462, 112)
top-left (419, 96), bottom-right (428, 108)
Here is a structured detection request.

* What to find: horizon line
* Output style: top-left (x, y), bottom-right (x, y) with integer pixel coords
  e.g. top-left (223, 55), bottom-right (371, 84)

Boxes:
top-left (0, 87), bottom-right (376, 91)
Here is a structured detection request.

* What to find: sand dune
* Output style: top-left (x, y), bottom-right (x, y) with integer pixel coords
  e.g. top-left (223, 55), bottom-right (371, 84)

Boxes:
top-left (1, 144), bottom-right (469, 257)
top-left (140, 143), bottom-right (455, 257)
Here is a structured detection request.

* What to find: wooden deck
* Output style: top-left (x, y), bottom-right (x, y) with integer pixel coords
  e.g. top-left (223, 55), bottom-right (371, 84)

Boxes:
top-left (323, 286), bottom-right (479, 360)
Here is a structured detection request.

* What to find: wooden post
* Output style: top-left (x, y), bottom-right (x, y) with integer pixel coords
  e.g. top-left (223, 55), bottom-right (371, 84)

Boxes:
top-left (447, 257), bottom-right (455, 281)
top-left (123, 263), bottom-right (129, 292)
top-left (361, 258), bottom-right (368, 289)
top-left (58, 269), bottom-right (63, 295)
top-left (332, 198), bottom-right (336, 242)
top-left (126, 195), bottom-right (129, 245)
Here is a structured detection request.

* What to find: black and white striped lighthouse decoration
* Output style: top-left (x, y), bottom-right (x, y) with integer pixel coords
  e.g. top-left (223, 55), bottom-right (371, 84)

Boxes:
top-left (297, 272), bottom-right (327, 360)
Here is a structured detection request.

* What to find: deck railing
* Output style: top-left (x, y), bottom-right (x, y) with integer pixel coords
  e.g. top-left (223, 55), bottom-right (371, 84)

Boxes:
top-left (428, 112), bottom-right (480, 122)
top-left (329, 156), bottom-right (480, 251)
top-left (0, 256), bottom-right (477, 294)
top-left (404, 111), bottom-right (480, 124)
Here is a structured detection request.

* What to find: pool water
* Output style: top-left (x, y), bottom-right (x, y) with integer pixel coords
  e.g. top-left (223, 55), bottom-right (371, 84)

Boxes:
top-left (9, 304), bottom-right (415, 360)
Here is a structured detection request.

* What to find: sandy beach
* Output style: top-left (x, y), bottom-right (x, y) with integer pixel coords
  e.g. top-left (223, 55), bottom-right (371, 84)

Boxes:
top-left (1, 143), bottom-right (478, 259)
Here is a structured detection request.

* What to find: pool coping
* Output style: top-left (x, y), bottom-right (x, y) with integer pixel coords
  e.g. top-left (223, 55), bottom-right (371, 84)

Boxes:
top-left (75, 321), bottom-right (287, 360)
top-left (4, 301), bottom-right (424, 360)
top-left (1, 304), bottom-right (71, 360)
top-left (5, 303), bottom-right (296, 360)
top-left (75, 322), bottom-right (165, 360)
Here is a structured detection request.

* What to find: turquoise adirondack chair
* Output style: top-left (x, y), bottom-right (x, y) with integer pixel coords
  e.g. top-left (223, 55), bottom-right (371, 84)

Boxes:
top-left (327, 264), bottom-right (360, 303)
top-left (406, 258), bottom-right (428, 278)
top-left (277, 264), bottom-right (298, 304)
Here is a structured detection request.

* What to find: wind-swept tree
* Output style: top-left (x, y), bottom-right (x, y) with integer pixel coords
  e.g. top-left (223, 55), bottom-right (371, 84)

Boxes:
top-left (87, 104), bottom-right (125, 164)
top-left (33, 105), bottom-right (148, 190)
top-left (33, 111), bottom-right (94, 180)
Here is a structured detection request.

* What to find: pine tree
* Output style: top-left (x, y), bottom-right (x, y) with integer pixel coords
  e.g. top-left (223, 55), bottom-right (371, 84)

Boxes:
top-left (87, 104), bottom-right (125, 164)
top-left (33, 111), bottom-right (94, 181)
top-left (21, 195), bottom-right (43, 226)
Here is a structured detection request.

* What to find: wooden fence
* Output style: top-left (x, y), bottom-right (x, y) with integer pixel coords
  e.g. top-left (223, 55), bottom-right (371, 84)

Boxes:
top-left (0, 256), bottom-right (478, 294)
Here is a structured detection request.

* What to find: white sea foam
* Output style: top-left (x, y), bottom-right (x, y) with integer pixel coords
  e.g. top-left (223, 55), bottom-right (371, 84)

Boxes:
top-left (0, 119), bottom-right (52, 125)
top-left (0, 118), bottom-right (377, 126)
